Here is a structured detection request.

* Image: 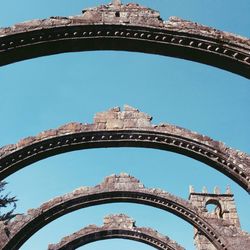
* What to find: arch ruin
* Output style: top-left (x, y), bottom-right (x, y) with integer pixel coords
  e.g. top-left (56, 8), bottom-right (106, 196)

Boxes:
top-left (0, 2), bottom-right (249, 78)
top-left (47, 214), bottom-right (185, 250)
top-left (0, 105), bottom-right (249, 192)
top-left (0, 173), bottom-right (230, 250)
top-left (1, 1), bottom-right (249, 250)
top-left (189, 186), bottom-right (250, 249)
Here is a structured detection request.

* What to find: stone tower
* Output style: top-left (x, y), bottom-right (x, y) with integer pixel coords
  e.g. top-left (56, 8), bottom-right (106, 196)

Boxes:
top-left (189, 186), bottom-right (249, 250)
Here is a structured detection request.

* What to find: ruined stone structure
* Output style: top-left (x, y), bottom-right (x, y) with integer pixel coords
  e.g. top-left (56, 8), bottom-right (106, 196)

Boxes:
top-left (0, 105), bottom-right (249, 192)
top-left (189, 187), bottom-right (250, 250)
top-left (47, 214), bottom-right (185, 250)
top-left (0, 1), bottom-right (249, 249)
top-left (0, 1), bottom-right (249, 77)
top-left (0, 174), bottom-right (249, 250)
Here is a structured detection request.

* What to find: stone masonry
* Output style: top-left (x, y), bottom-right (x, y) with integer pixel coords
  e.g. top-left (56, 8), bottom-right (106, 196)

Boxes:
top-left (0, 173), bottom-right (225, 250)
top-left (189, 187), bottom-right (250, 250)
top-left (1, 173), bottom-right (250, 250)
top-left (1, 105), bottom-right (249, 173)
top-left (0, 105), bottom-right (249, 193)
top-left (0, 0), bottom-right (249, 78)
top-left (93, 104), bottom-right (152, 129)
top-left (1, 0), bottom-right (249, 49)
top-left (48, 214), bottom-right (185, 250)
top-left (0, 1), bottom-right (249, 249)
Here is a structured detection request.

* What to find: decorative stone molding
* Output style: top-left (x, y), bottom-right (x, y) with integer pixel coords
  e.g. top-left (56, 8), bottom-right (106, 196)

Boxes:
top-left (0, 105), bottom-right (250, 192)
top-left (0, 105), bottom-right (249, 193)
top-left (48, 214), bottom-right (185, 250)
top-left (0, 173), bottom-right (229, 250)
top-left (0, 1), bottom-right (249, 77)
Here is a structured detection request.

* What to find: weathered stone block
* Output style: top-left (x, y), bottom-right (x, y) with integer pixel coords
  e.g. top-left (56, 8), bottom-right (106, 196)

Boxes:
top-left (106, 119), bottom-right (124, 129)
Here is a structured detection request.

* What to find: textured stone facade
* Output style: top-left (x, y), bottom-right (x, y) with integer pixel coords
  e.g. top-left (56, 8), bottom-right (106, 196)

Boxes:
top-left (48, 214), bottom-right (185, 250)
top-left (81, 0), bottom-right (164, 28)
top-left (94, 104), bottom-right (152, 129)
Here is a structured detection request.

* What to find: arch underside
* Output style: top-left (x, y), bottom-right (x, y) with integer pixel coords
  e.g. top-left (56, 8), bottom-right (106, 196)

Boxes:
top-left (0, 24), bottom-right (250, 78)
top-left (0, 129), bottom-right (249, 192)
top-left (0, 190), bottom-right (227, 250)
top-left (49, 230), bottom-right (176, 250)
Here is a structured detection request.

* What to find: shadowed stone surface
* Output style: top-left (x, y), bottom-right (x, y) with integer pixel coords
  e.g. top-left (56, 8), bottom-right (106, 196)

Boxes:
top-left (0, 173), bottom-right (230, 250)
top-left (0, 105), bottom-right (249, 192)
top-left (0, 1), bottom-right (249, 77)
top-left (47, 214), bottom-right (185, 250)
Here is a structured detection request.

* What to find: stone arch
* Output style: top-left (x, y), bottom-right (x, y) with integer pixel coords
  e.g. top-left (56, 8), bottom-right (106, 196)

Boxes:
top-left (205, 199), bottom-right (223, 218)
top-left (0, 174), bottom-right (229, 250)
top-left (47, 214), bottom-right (185, 250)
top-left (0, 2), bottom-right (249, 78)
top-left (0, 106), bottom-right (249, 192)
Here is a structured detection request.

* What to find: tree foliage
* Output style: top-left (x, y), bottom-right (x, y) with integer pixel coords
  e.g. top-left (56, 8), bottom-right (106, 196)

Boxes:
top-left (0, 181), bottom-right (17, 221)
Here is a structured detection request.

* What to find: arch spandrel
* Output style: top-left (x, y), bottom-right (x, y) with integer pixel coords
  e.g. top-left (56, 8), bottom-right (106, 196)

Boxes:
top-left (47, 214), bottom-right (185, 250)
top-left (0, 174), bottom-right (228, 250)
top-left (0, 1), bottom-right (250, 78)
top-left (0, 105), bottom-right (249, 192)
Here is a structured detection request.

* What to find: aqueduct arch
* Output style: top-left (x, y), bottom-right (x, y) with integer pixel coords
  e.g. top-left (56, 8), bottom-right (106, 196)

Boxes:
top-left (47, 214), bottom-right (185, 250)
top-left (0, 105), bottom-right (249, 192)
top-left (0, 1), bottom-right (250, 78)
top-left (0, 173), bottom-right (230, 250)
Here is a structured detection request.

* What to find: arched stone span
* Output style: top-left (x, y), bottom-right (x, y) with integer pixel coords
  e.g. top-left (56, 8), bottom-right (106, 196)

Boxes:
top-left (0, 174), bottom-right (229, 250)
top-left (0, 1), bottom-right (250, 78)
top-left (47, 214), bottom-right (185, 250)
top-left (0, 105), bottom-right (249, 192)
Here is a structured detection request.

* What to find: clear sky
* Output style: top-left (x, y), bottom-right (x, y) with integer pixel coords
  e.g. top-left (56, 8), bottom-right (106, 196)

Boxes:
top-left (0, 0), bottom-right (250, 249)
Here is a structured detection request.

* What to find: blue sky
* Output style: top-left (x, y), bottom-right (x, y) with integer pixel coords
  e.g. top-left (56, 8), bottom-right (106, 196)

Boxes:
top-left (0, 0), bottom-right (250, 249)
